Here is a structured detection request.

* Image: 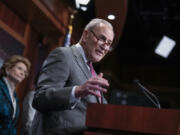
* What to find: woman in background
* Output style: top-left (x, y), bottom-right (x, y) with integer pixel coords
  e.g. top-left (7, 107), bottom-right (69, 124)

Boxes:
top-left (0, 55), bottom-right (30, 135)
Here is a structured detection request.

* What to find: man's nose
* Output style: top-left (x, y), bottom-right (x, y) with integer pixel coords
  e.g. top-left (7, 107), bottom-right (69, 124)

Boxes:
top-left (101, 43), bottom-right (110, 51)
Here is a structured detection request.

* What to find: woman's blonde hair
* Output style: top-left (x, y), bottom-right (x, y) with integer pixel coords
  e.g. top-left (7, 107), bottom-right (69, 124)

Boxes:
top-left (0, 55), bottom-right (31, 77)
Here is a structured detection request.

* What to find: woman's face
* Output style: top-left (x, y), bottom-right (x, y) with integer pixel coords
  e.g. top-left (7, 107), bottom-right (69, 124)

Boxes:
top-left (6, 62), bottom-right (28, 84)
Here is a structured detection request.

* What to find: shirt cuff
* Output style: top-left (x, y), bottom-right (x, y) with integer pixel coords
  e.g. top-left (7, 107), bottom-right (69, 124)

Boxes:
top-left (69, 86), bottom-right (81, 103)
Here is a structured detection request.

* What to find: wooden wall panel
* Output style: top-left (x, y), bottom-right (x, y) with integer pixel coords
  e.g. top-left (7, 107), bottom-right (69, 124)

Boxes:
top-left (0, 2), bottom-right (26, 37)
top-left (40, 0), bottom-right (70, 27)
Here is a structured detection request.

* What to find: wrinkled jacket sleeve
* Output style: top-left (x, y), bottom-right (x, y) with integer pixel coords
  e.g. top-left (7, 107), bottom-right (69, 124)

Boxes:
top-left (32, 48), bottom-right (75, 112)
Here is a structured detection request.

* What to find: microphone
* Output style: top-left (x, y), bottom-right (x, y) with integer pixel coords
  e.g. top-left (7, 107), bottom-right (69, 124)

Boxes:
top-left (133, 79), bottom-right (161, 109)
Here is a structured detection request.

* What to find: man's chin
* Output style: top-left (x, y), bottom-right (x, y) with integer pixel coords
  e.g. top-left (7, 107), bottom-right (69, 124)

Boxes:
top-left (93, 57), bottom-right (103, 63)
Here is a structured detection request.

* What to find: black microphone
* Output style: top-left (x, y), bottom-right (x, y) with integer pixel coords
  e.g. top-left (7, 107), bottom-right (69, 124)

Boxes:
top-left (133, 79), bottom-right (161, 109)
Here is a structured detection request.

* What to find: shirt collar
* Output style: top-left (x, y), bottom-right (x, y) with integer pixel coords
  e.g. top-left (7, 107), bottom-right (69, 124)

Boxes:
top-left (75, 43), bottom-right (88, 63)
top-left (3, 77), bottom-right (15, 93)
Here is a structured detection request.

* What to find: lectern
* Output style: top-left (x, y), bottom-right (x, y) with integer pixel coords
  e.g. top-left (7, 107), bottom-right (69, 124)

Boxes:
top-left (84, 103), bottom-right (180, 135)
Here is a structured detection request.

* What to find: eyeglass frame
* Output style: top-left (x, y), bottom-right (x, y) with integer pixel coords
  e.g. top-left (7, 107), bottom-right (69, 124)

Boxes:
top-left (89, 30), bottom-right (113, 51)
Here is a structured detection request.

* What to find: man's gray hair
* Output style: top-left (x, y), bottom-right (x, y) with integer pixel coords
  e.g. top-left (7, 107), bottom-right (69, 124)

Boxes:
top-left (85, 18), bottom-right (114, 33)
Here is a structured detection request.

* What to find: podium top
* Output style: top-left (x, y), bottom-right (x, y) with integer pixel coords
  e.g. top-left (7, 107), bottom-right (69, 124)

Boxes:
top-left (86, 103), bottom-right (180, 135)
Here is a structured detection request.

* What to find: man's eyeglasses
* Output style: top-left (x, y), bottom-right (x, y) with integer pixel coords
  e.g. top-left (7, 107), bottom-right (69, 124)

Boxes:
top-left (89, 30), bottom-right (113, 50)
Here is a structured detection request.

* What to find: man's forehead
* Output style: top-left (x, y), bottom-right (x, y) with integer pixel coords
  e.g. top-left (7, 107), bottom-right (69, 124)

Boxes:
top-left (93, 23), bottom-right (112, 32)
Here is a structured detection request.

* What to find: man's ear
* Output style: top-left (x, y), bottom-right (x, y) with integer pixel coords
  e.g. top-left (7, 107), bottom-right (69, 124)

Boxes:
top-left (82, 30), bottom-right (89, 42)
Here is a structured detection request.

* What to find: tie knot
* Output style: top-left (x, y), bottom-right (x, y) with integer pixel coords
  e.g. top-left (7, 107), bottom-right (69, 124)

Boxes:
top-left (87, 61), bottom-right (92, 67)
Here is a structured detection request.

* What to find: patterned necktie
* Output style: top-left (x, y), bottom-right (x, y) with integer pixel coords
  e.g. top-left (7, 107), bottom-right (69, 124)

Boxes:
top-left (88, 62), bottom-right (96, 77)
top-left (87, 62), bottom-right (102, 103)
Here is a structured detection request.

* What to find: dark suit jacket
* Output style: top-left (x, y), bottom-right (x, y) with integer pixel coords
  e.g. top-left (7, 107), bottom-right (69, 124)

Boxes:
top-left (0, 78), bottom-right (19, 135)
top-left (33, 45), bottom-right (107, 135)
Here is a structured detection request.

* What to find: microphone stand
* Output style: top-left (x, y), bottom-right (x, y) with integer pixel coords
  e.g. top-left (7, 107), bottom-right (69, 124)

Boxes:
top-left (134, 80), bottom-right (161, 109)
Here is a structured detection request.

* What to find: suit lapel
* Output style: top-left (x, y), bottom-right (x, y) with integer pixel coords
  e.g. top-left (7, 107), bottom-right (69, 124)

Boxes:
top-left (0, 78), bottom-right (14, 117)
top-left (70, 45), bottom-right (100, 103)
top-left (0, 79), bottom-right (13, 107)
top-left (71, 45), bottom-right (91, 80)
